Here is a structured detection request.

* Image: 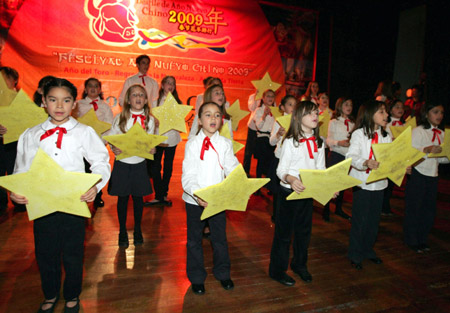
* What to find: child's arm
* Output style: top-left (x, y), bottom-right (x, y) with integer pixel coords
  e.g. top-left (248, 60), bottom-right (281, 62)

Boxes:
top-left (10, 193), bottom-right (28, 204)
top-left (269, 122), bottom-right (283, 146)
top-left (346, 130), bottom-right (372, 171)
top-left (223, 139), bottom-right (240, 177)
top-left (285, 175), bottom-right (305, 193)
top-left (80, 186), bottom-right (98, 202)
top-left (181, 140), bottom-right (202, 202)
top-left (0, 124), bottom-right (7, 135)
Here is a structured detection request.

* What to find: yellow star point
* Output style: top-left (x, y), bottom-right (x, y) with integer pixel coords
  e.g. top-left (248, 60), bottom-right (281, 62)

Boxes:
top-left (269, 106), bottom-right (283, 119)
top-left (390, 117), bottom-right (416, 139)
top-left (219, 123), bottom-right (245, 154)
top-left (428, 127), bottom-right (450, 159)
top-left (0, 74), bottom-right (17, 106)
top-left (0, 149), bottom-right (101, 220)
top-left (77, 109), bottom-right (111, 137)
top-left (251, 72), bottom-right (282, 100)
top-left (225, 99), bottom-right (249, 131)
top-left (103, 123), bottom-right (167, 160)
top-left (0, 89), bottom-right (48, 143)
top-left (319, 110), bottom-right (331, 138)
top-left (151, 92), bottom-right (193, 134)
top-left (287, 158), bottom-right (362, 205)
top-left (194, 164), bottom-right (270, 220)
top-left (276, 114), bottom-right (291, 131)
top-left (367, 126), bottom-right (425, 186)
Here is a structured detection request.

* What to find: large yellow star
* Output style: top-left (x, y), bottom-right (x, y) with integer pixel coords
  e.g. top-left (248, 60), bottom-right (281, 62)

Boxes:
top-left (219, 122), bottom-right (245, 154)
top-left (0, 149), bottom-right (101, 220)
top-left (103, 123), bottom-right (167, 160)
top-left (194, 164), bottom-right (270, 220)
top-left (276, 114), bottom-right (291, 131)
top-left (251, 72), bottom-right (282, 100)
top-left (151, 92), bottom-right (193, 134)
top-left (367, 126), bottom-right (425, 186)
top-left (225, 99), bottom-right (249, 131)
top-left (0, 74), bottom-right (17, 106)
top-left (389, 116), bottom-right (416, 139)
top-left (0, 89), bottom-right (48, 143)
top-left (319, 110), bottom-right (331, 138)
top-left (77, 109), bottom-right (111, 137)
top-left (429, 127), bottom-right (450, 159)
top-left (269, 106), bottom-right (283, 119)
top-left (287, 158), bottom-right (362, 205)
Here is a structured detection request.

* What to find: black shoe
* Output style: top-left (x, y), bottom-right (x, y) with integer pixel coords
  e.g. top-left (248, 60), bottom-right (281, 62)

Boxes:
top-left (351, 261), bottom-right (363, 270)
top-left (134, 231), bottom-right (143, 245)
top-left (293, 269), bottom-right (312, 283)
top-left (419, 244), bottom-right (430, 252)
top-left (161, 199), bottom-right (173, 206)
top-left (335, 210), bottom-right (351, 220)
top-left (64, 297), bottom-right (80, 313)
top-left (322, 211), bottom-right (330, 222)
top-left (369, 257), bottom-right (383, 264)
top-left (192, 284), bottom-right (205, 295)
top-left (270, 273), bottom-right (296, 286)
top-left (408, 245), bottom-right (423, 254)
top-left (37, 295), bottom-right (59, 313)
top-left (144, 199), bottom-right (163, 206)
top-left (118, 232), bottom-right (129, 248)
top-left (94, 199), bottom-right (104, 208)
top-left (220, 279), bottom-right (234, 290)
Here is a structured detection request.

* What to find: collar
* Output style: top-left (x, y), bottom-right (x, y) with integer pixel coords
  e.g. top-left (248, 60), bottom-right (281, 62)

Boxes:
top-left (42, 116), bottom-right (78, 131)
top-left (199, 129), bottom-right (219, 141)
top-left (130, 109), bottom-right (145, 115)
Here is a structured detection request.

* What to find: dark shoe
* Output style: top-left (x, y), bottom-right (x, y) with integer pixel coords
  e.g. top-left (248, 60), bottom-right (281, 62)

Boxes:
top-left (322, 210), bottom-right (330, 222)
top-left (192, 284), bottom-right (205, 295)
top-left (369, 257), bottom-right (383, 264)
top-left (64, 297), bottom-right (80, 313)
top-left (37, 295), bottom-right (59, 313)
top-left (220, 279), bottom-right (234, 290)
top-left (270, 273), bottom-right (296, 286)
top-left (94, 198), bottom-right (104, 208)
top-left (351, 261), bottom-right (363, 270)
top-left (293, 269), bottom-right (312, 283)
top-left (161, 199), bottom-right (173, 206)
top-left (408, 245), bottom-right (423, 254)
top-left (419, 244), bottom-right (430, 252)
top-left (118, 232), bottom-right (129, 248)
top-left (144, 199), bottom-right (163, 206)
top-left (134, 231), bottom-right (143, 245)
top-left (335, 210), bottom-right (351, 220)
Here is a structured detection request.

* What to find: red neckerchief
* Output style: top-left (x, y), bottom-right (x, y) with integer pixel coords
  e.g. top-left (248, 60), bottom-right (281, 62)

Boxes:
top-left (40, 127), bottom-right (67, 149)
top-left (90, 99), bottom-right (98, 111)
top-left (344, 119), bottom-right (350, 131)
top-left (300, 136), bottom-right (317, 159)
top-left (139, 74), bottom-right (146, 86)
top-left (432, 128), bottom-right (442, 145)
top-left (200, 136), bottom-right (223, 169)
top-left (366, 132), bottom-right (379, 173)
top-left (132, 114), bottom-right (146, 128)
top-left (392, 120), bottom-right (403, 126)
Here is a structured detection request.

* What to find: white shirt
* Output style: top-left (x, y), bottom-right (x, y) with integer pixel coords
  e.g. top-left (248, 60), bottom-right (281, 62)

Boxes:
top-left (75, 97), bottom-right (114, 125)
top-left (269, 113), bottom-right (289, 159)
top-left (327, 117), bottom-right (355, 156)
top-left (254, 106), bottom-right (276, 138)
top-left (152, 96), bottom-right (182, 147)
top-left (108, 110), bottom-right (156, 164)
top-left (189, 115), bottom-right (233, 140)
top-left (412, 125), bottom-right (449, 177)
top-left (346, 128), bottom-right (392, 190)
top-left (277, 136), bottom-right (326, 189)
top-left (14, 117), bottom-right (111, 192)
top-left (118, 73), bottom-right (159, 107)
top-left (386, 117), bottom-right (403, 138)
top-left (182, 130), bottom-right (239, 205)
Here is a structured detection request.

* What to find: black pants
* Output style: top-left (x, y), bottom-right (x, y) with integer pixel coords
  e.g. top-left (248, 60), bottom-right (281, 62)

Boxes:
top-left (243, 128), bottom-right (257, 175)
top-left (348, 188), bottom-right (383, 263)
top-left (34, 213), bottom-right (85, 301)
top-left (151, 145), bottom-right (177, 201)
top-left (185, 202), bottom-right (230, 284)
top-left (404, 169), bottom-right (438, 247)
top-left (255, 136), bottom-right (275, 178)
top-left (0, 141), bottom-right (17, 209)
top-left (269, 157), bottom-right (280, 219)
top-left (84, 159), bottom-right (102, 202)
top-left (269, 187), bottom-right (313, 277)
top-left (117, 196), bottom-right (143, 233)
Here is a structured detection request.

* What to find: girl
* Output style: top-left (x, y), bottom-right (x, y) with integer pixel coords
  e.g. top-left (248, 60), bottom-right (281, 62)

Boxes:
top-left (300, 81), bottom-right (319, 104)
top-left (346, 100), bottom-right (391, 270)
top-left (76, 77), bottom-right (114, 209)
top-left (182, 102), bottom-right (239, 295)
top-left (323, 97), bottom-right (355, 221)
top-left (194, 77), bottom-right (230, 115)
top-left (33, 75), bottom-right (56, 107)
top-left (108, 84), bottom-right (156, 248)
top-left (11, 77), bottom-right (110, 313)
top-left (147, 76), bottom-right (182, 206)
top-left (269, 101), bottom-right (325, 286)
top-left (404, 103), bottom-right (448, 253)
top-left (269, 95), bottom-right (297, 221)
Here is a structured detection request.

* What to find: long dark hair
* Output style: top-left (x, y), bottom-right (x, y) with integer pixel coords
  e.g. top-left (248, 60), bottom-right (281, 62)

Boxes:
top-left (81, 77), bottom-right (104, 100)
top-left (420, 102), bottom-right (444, 130)
top-left (333, 97), bottom-right (355, 122)
top-left (350, 100), bottom-right (387, 139)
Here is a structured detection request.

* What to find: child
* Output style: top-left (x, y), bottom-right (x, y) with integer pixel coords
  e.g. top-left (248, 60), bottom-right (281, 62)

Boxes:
top-left (76, 77), bottom-right (114, 208)
top-left (118, 54), bottom-right (159, 107)
top-left (317, 92), bottom-right (333, 116)
top-left (108, 84), bottom-right (156, 248)
top-left (194, 77), bottom-right (230, 115)
top-left (346, 100), bottom-right (391, 270)
top-left (182, 101), bottom-right (239, 294)
top-left (323, 97), bottom-right (355, 221)
top-left (269, 101), bottom-right (325, 286)
top-left (11, 77), bottom-right (110, 313)
top-left (33, 75), bottom-right (56, 107)
top-left (404, 103), bottom-right (448, 253)
top-left (147, 75), bottom-right (182, 206)
top-left (300, 81), bottom-right (319, 104)
top-left (269, 95), bottom-right (297, 221)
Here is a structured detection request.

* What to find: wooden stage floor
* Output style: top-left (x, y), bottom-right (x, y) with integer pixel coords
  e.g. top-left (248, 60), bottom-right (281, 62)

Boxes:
top-left (1, 140), bottom-right (450, 312)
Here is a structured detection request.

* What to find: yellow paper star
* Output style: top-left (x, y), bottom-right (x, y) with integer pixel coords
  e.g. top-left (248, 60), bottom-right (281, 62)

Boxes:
top-left (390, 117), bottom-right (416, 139)
top-left (194, 164), bottom-right (270, 220)
top-left (225, 99), bottom-right (249, 131)
top-left (251, 72), bottom-right (282, 100)
top-left (269, 106), bottom-right (283, 119)
top-left (319, 110), bottom-right (331, 138)
top-left (0, 74), bottom-right (17, 106)
top-left (103, 123), bottom-right (168, 160)
top-left (0, 149), bottom-right (101, 220)
top-left (429, 127), bottom-right (450, 159)
top-left (367, 127), bottom-right (425, 186)
top-left (151, 92), bottom-right (193, 134)
top-left (0, 89), bottom-right (48, 144)
top-left (77, 109), bottom-right (111, 137)
top-left (276, 114), bottom-right (291, 131)
top-left (287, 158), bottom-right (362, 205)
top-left (219, 122), bottom-right (245, 154)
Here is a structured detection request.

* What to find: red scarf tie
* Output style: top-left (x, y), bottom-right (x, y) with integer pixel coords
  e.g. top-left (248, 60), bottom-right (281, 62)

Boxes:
top-left (90, 99), bottom-right (98, 111)
top-left (300, 136), bottom-right (318, 159)
top-left (432, 128), bottom-right (442, 145)
top-left (139, 74), bottom-right (146, 86)
top-left (200, 136), bottom-right (223, 169)
top-left (344, 119), bottom-right (350, 131)
top-left (132, 114), bottom-right (146, 128)
top-left (40, 127), bottom-right (67, 149)
top-left (392, 120), bottom-right (403, 126)
top-left (366, 132), bottom-right (379, 173)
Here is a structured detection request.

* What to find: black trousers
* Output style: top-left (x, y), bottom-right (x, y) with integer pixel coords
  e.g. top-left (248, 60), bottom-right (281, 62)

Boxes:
top-left (151, 145), bottom-right (177, 200)
top-left (34, 213), bottom-right (85, 300)
top-left (269, 157), bottom-right (280, 219)
top-left (243, 128), bottom-right (257, 175)
top-left (185, 202), bottom-right (230, 284)
top-left (404, 168), bottom-right (438, 247)
top-left (269, 187), bottom-right (313, 277)
top-left (0, 141), bottom-right (17, 209)
top-left (255, 136), bottom-right (275, 178)
top-left (348, 188), bottom-right (383, 263)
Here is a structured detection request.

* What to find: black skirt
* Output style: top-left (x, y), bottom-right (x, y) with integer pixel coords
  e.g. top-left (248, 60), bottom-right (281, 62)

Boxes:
top-left (108, 160), bottom-right (153, 197)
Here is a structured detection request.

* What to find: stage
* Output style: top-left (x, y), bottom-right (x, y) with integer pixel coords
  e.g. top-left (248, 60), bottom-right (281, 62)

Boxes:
top-left (0, 140), bottom-right (449, 312)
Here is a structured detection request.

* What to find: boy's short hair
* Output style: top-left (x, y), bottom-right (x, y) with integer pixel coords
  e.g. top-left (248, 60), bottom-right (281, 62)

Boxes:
top-left (136, 55), bottom-right (150, 64)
